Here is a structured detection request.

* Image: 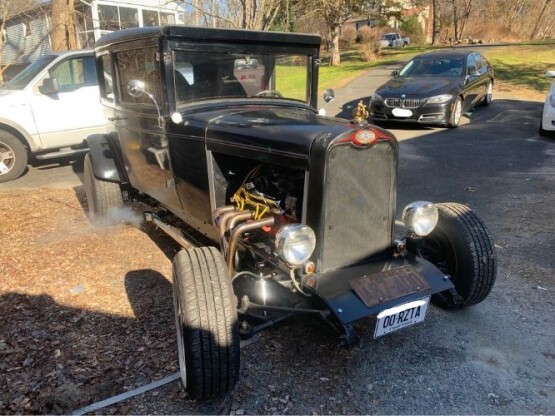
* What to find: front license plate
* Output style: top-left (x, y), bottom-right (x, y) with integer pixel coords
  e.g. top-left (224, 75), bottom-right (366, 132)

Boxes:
top-left (392, 108), bottom-right (413, 117)
top-left (374, 297), bottom-right (430, 339)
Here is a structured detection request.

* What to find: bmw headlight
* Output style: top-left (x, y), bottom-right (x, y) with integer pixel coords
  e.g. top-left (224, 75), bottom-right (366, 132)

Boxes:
top-left (426, 94), bottom-right (453, 104)
top-left (371, 93), bottom-right (384, 103)
top-left (402, 201), bottom-right (439, 236)
top-left (275, 224), bottom-right (316, 266)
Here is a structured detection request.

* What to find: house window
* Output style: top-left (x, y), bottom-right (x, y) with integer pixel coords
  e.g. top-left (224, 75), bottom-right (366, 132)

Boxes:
top-left (119, 7), bottom-right (139, 29)
top-left (142, 9), bottom-right (159, 26)
top-left (116, 47), bottom-right (163, 105)
top-left (98, 4), bottom-right (119, 31)
top-left (160, 12), bottom-right (175, 25)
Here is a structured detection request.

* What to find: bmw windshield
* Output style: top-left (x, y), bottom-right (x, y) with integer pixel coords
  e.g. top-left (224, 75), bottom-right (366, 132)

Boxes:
top-left (399, 57), bottom-right (464, 77)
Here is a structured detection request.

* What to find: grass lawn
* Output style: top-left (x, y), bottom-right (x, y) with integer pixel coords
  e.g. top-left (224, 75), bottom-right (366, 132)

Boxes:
top-left (276, 41), bottom-right (555, 99)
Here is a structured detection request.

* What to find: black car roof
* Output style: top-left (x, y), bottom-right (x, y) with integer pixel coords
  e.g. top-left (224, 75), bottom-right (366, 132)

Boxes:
top-left (95, 25), bottom-right (321, 49)
top-left (412, 49), bottom-right (479, 59)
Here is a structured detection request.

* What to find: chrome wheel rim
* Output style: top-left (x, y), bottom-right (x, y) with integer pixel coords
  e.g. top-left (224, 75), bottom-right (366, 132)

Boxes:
top-left (453, 99), bottom-right (462, 125)
top-left (0, 141), bottom-right (15, 175)
top-left (486, 82), bottom-right (493, 103)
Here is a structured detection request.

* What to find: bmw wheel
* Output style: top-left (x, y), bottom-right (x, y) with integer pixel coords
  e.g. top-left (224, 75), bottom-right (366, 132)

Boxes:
top-left (483, 81), bottom-right (493, 106)
top-left (448, 97), bottom-right (463, 128)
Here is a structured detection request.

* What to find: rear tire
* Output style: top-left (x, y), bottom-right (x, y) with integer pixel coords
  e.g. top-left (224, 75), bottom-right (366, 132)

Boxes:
top-left (0, 131), bottom-right (27, 183)
top-left (418, 203), bottom-right (496, 309)
top-left (448, 97), bottom-right (463, 128)
top-left (83, 153), bottom-right (123, 224)
top-left (173, 247), bottom-right (240, 400)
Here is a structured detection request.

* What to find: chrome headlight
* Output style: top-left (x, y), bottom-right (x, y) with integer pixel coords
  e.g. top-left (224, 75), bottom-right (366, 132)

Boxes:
top-left (275, 224), bottom-right (316, 266)
top-left (371, 93), bottom-right (384, 103)
top-left (426, 94), bottom-right (453, 104)
top-left (402, 201), bottom-right (439, 236)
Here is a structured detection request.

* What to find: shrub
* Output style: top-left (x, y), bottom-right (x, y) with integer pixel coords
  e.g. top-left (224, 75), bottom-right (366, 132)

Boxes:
top-left (400, 16), bottom-right (425, 45)
top-left (341, 26), bottom-right (357, 48)
top-left (357, 26), bottom-right (375, 43)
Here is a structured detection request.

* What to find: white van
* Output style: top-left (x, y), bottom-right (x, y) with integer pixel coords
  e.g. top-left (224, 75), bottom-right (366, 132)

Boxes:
top-left (0, 50), bottom-right (107, 183)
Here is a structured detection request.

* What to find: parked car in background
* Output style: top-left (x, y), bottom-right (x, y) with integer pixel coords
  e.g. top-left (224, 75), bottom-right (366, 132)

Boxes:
top-left (380, 33), bottom-right (410, 47)
top-left (0, 50), bottom-right (107, 183)
top-left (369, 50), bottom-right (494, 128)
top-left (84, 26), bottom-right (496, 400)
top-left (539, 70), bottom-right (555, 136)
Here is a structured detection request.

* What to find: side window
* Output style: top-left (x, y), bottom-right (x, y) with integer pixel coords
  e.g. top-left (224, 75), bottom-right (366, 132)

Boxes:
top-left (98, 54), bottom-right (114, 100)
top-left (115, 46), bottom-right (163, 105)
top-left (466, 55), bottom-right (477, 75)
top-left (49, 56), bottom-right (97, 92)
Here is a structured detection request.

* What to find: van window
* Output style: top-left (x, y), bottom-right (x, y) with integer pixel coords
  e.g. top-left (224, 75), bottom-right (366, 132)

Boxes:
top-left (116, 47), bottom-right (163, 105)
top-left (49, 56), bottom-right (97, 92)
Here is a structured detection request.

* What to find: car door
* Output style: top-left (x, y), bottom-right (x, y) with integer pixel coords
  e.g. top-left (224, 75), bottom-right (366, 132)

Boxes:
top-left (30, 55), bottom-right (107, 149)
top-left (463, 54), bottom-right (481, 110)
top-left (474, 53), bottom-right (490, 100)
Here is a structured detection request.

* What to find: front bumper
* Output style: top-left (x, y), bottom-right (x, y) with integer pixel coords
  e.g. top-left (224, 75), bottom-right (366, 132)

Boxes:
top-left (542, 96), bottom-right (555, 131)
top-left (370, 101), bottom-right (453, 125)
top-left (310, 252), bottom-right (454, 325)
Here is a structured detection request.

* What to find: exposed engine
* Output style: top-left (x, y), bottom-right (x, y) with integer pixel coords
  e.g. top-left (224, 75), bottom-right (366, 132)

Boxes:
top-left (232, 164), bottom-right (304, 222)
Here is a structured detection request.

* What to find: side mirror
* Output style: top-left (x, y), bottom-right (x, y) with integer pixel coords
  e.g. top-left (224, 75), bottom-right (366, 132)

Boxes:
top-left (391, 70), bottom-right (399, 76)
top-left (546, 70), bottom-right (555, 78)
top-left (127, 79), bottom-right (147, 98)
top-left (126, 79), bottom-right (166, 128)
top-left (39, 78), bottom-right (59, 95)
top-left (323, 88), bottom-right (335, 103)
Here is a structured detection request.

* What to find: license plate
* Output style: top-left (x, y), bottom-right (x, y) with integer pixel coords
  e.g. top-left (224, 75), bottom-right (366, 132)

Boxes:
top-left (392, 108), bottom-right (413, 117)
top-left (374, 297), bottom-right (430, 339)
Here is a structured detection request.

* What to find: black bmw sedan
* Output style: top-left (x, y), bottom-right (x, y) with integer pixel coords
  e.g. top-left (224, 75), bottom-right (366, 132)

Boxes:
top-left (369, 50), bottom-right (494, 128)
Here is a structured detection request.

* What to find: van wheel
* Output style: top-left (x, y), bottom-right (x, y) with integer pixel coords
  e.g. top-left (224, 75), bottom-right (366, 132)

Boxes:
top-left (83, 153), bottom-right (123, 224)
top-left (417, 203), bottom-right (497, 309)
top-left (173, 247), bottom-right (240, 400)
top-left (448, 97), bottom-right (463, 128)
top-left (0, 131), bottom-right (27, 183)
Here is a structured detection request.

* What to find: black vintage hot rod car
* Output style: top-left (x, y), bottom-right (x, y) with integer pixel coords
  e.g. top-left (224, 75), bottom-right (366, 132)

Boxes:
top-left (84, 26), bottom-right (496, 400)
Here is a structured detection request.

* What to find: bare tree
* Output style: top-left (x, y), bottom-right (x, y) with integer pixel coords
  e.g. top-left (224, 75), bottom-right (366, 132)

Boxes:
top-left (531, 0), bottom-right (552, 38)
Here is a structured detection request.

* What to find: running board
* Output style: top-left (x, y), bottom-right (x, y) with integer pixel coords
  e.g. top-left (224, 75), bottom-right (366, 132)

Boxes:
top-left (144, 212), bottom-right (194, 249)
top-left (36, 147), bottom-right (89, 160)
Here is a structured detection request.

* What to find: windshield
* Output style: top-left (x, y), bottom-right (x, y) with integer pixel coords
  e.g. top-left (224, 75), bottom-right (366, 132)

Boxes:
top-left (173, 50), bottom-right (311, 106)
top-left (399, 57), bottom-right (464, 77)
top-left (3, 55), bottom-right (57, 89)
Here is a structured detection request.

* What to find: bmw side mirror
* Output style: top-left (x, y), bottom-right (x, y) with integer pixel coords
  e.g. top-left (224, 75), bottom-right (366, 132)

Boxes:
top-left (323, 88), bottom-right (335, 103)
top-left (391, 70), bottom-right (399, 76)
top-left (39, 78), bottom-right (59, 95)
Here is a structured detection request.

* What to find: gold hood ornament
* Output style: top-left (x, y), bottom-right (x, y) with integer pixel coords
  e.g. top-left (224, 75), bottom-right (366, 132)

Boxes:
top-left (352, 100), bottom-right (369, 125)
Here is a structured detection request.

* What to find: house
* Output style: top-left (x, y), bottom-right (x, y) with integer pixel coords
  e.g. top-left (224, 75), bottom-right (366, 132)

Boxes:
top-left (1, 0), bottom-right (182, 79)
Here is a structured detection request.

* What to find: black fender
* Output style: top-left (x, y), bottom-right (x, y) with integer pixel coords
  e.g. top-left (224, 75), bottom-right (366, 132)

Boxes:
top-left (85, 133), bottom-right (127, 183)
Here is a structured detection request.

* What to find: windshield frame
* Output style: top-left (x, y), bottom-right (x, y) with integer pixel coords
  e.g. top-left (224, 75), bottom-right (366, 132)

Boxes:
top-left (3, 55), bottom-right (58, 90)
top-left (167, 41), bottom-right (318, 111)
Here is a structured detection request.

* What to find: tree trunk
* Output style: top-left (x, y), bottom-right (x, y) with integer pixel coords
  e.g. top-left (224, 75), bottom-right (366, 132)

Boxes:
top-left (531, 0), bottom-right (552, 38)
top-left (51, 0), bottom-right (67, 51)
top-left (453, 0), bottom-right (459, 41)
top-left (329, 23), bottom-right (340, 66)
top-left (432, 0), bottom-right (440, 44)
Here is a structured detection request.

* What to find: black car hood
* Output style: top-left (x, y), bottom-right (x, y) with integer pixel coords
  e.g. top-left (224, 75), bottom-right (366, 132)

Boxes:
top-left (377, 76), bottom-right (461, 98)
top-left (184, 104), bottom-right (355, 169)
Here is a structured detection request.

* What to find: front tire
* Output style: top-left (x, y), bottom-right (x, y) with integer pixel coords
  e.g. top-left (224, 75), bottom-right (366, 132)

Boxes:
top-left (0, 131), bottom-right (28, 183)
top-left (483, 81), bottom-right (493, 106)
top-left (173, 247), bottom-right (240, 400)
top-left (418, 203), bottom-right (496, 309)
top-left (83, 153), bottom-right (123, 224)
top-left (448, 97), bottom-right (463, 128)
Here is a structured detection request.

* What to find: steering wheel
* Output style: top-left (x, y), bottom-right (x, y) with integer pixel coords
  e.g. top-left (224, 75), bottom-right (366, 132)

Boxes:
top-left (255, 90), bottom-right (283, 98)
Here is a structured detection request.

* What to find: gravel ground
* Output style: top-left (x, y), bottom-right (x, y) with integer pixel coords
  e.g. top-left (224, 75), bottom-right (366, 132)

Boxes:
top-left (1, 71), bottom-right (554, 414)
